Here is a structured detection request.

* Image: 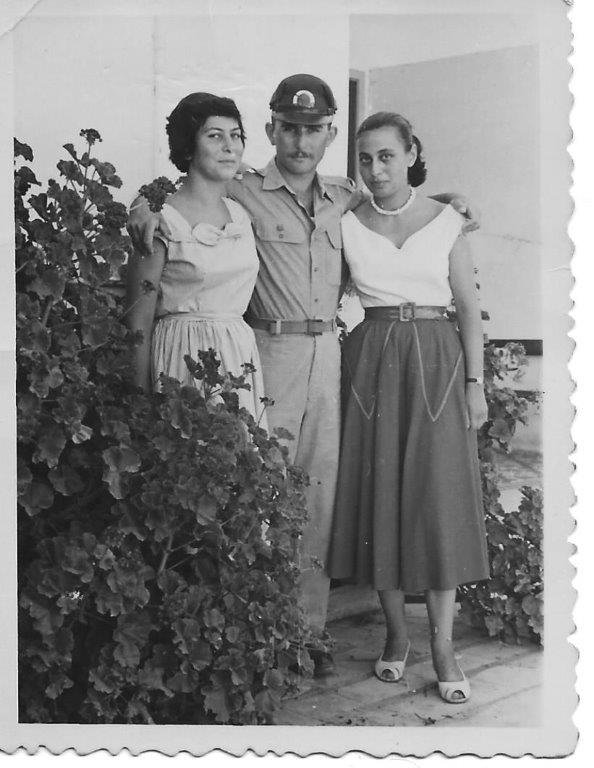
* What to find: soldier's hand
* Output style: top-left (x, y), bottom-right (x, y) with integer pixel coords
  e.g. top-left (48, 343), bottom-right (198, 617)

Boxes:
top-left (127, 197), bottom-right (171, 256)
top-left (450, 196), bottom-right (481, 233)
top-left (233, 161), bottom-right (252, 180)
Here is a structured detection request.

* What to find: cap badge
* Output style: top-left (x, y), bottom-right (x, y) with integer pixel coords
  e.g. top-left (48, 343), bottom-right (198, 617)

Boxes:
top-left (292, 90), bottom-right (316, 109)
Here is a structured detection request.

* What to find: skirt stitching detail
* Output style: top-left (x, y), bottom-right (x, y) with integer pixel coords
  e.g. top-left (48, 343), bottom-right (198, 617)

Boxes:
top-left (381, 320), bottom-right (397, 355)
top-left (350, 384), bottom-right (376, 420)
top-left (344, 344), bottom-right (376, 421)
top-left (412, 323), bottom-right (462, 423)
top-left (349, 320), bottom-right (396, 420)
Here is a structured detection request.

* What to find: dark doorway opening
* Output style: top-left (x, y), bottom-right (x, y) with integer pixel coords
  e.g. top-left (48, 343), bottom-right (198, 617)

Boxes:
top-left (347, 77), bottom-right (359, 182)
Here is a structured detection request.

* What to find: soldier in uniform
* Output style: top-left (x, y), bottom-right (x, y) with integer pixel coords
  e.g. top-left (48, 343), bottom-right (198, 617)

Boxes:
top-left (128, 74), bottom-right (476, 676)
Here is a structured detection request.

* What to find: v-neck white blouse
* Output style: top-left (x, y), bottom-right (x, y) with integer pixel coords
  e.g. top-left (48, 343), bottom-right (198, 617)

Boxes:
top-left (341, 204), bottom-right (464, 308)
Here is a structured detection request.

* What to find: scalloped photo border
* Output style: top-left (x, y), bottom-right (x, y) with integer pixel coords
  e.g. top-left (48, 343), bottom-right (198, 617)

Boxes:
top-left (0, 0), bottom-right (576, 759)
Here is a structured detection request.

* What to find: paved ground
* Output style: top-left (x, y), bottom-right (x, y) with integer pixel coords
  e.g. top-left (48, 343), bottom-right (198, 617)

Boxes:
top-left (277, 604), bottom-right (542, 727)
top-left (277, 448), bottom-right (543, 727)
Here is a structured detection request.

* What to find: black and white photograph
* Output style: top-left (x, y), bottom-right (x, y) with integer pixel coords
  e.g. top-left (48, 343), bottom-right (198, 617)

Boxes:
top-left (0, 0), bottom-right (576, 759)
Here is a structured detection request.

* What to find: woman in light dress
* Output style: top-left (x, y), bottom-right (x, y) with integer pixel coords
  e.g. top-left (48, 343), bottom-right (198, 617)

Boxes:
top-left (328, 113), bottom-right (489, 703)
top-left (126, 93), bottom-right (266, 425)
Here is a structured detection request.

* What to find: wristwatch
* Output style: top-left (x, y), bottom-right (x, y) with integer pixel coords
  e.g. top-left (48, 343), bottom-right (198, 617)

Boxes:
top-left (465, 377), bottom-right (484, 384)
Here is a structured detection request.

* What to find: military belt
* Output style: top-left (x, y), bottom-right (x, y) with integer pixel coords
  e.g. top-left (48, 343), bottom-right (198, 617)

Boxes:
top-left (248, 317), bottom-right (336, 336)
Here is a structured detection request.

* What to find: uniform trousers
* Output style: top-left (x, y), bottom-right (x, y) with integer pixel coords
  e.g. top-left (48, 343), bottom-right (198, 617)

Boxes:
top-left (253, 329), bottom-right (340, 636)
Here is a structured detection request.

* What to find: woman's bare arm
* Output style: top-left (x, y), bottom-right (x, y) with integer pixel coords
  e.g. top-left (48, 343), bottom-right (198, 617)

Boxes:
top-left (125, 240), bottom-right (166, 390)
top-left (448, 235), bottom-right (488, 430)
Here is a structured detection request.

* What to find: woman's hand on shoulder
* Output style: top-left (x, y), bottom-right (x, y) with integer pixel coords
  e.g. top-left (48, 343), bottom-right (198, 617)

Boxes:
top-left (465, 383), bottom-right (488, 430)
top-left (127, 197), bottom-right (172, 256)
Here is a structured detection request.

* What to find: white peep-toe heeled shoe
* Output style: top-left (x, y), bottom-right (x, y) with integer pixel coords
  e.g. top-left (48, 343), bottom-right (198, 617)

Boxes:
top-left (437, 673), bottom-right (471, 704)
top-left (374, 640), bottom-right (411, 683)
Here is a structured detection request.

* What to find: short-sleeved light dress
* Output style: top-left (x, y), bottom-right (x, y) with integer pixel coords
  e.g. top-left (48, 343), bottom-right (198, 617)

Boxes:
top-left (327, 204), bottom-right (489, 593)
top-left (151, 198), bottom-right (267, 426)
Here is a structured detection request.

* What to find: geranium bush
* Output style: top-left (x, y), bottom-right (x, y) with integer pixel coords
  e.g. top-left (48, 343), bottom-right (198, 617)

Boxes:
top-left (459, 343), bottom-right (543, 644)
top-left (16, 133), bottom-right (313, 724)
top-left (459, 485), bottom-right (543, 644)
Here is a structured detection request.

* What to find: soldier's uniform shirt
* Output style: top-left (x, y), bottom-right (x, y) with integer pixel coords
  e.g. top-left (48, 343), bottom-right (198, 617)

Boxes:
top-left (228, 159), bottom-right (354, 321)
top-left (227, 159), bottom-right (355, 634)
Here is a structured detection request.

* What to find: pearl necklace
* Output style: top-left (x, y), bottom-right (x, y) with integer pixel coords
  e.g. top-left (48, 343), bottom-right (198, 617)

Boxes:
top-left (370, 186), bottom-right (416, 216)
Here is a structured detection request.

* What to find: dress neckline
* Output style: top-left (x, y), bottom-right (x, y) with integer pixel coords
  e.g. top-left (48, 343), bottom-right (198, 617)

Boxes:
top-left (163, 197), bottom-right (236, 233)
top-left (347, 204), bottom-right (454, 252)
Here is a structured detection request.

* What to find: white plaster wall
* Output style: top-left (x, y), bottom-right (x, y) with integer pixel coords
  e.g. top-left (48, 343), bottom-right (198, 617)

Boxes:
top-left (366, 45), bottom-right (542, 343)
top-left (10, 3), bottom-right (547, 351)
top-left (472, 235), bottom-right (541, 341)
top-left (13, 15), bottom-right (156, 203)
top-left (367, 45), bottom-right (540, 245)
top-left (12, 5), bottom-right (349, 204)
top-left (350, 12), bottom-right (542, 72)
top-left (349, 13), bottom-right (543, 348)
top-left (152, 15), bottom-right (349, 179)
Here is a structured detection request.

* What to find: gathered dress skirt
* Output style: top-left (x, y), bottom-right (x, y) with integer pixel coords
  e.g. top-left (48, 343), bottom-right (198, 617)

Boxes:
top-left (327, 317), bottom-right (489, 593)
top-left (151, 313), bottom-right (268, 426)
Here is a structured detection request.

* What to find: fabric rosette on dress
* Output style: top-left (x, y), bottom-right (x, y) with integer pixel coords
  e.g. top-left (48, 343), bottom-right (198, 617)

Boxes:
top-left (151, 199), bottom-right (268, 429)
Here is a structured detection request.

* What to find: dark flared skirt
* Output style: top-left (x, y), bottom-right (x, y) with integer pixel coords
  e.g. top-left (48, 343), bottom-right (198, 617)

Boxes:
top-left (327, 317), bottom-right (490, 593)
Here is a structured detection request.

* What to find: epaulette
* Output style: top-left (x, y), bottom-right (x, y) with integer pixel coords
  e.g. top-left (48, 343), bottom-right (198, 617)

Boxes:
top-left (235, 167), bottom-right (264, 188)
top-left (320, 174), bottom-right (356, 190)
top-left (233, 165), bottom-right (259, 179)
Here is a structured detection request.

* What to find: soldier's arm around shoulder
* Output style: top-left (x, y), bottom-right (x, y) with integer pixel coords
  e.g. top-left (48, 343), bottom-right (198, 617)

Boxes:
top-left (226, 166), bottom-right (261, 204)
top-left (322, 174), bottom-right (360, 212)
top-left (323, 175), bottom-right (369, 213)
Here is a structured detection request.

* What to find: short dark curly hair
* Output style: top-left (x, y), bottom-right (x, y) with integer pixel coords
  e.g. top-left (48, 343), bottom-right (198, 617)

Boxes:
top-left (356, 112), bottom-right (427, 187)
top-left (166, 92), bottom-right (246, 173)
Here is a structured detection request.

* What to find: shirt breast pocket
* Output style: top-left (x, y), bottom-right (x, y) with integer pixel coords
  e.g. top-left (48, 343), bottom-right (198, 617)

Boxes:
top-left (254, 220), bottom-right (306, 244)
top-left (323, 222), bottom-right (343, 287)
top-left (325, 223), bottom-right (343, 250)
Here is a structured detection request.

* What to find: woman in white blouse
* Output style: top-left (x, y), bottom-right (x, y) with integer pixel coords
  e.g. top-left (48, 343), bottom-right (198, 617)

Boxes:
top-left (328, 112), bottom-right (489, 703)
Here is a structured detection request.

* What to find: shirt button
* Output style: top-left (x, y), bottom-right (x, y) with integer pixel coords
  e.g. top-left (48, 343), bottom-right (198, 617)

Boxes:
top-left (279, 233), bottom-right (284, 239)
top-left (314, 267), bottom-right (319, 272)
top-left (314, 298), bottom-right (319, 303)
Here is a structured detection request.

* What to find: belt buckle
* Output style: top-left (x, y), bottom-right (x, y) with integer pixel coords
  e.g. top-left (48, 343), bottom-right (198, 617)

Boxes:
top-left (398, 302), bottom-right (416, 322)
top-left (268, 319), bottom-right (282, 335)
top-left (306, 318), bottom-right (325, 335)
